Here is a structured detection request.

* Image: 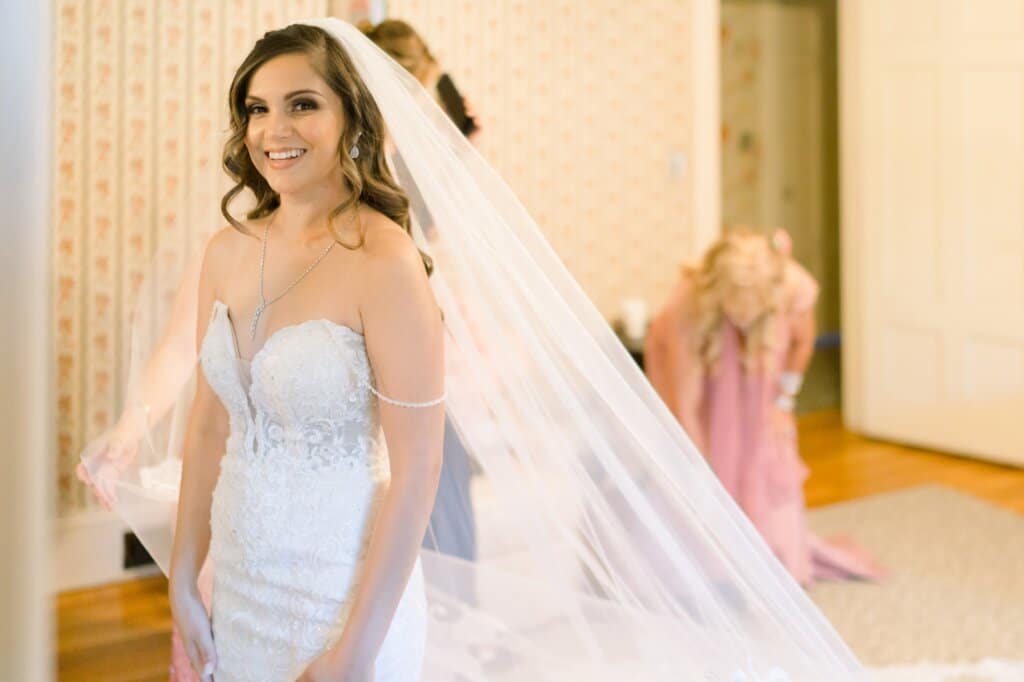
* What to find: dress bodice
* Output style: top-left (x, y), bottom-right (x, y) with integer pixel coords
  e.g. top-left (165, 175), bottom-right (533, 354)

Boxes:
top-left (200, 300), bottom-right (386, 475)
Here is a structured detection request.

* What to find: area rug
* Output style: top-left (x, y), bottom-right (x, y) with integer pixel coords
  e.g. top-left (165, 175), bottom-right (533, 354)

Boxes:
top-left (807, 485), bottom-right (1024, 680)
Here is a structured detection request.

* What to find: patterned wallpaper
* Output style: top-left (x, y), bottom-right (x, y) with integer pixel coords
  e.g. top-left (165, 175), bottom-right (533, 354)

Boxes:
top-left (54, 0), bottom-right (694, 514)
top-left (54, 0), bottom-right (328, 514)
top-left (384, 0), bottom-right (694, 320)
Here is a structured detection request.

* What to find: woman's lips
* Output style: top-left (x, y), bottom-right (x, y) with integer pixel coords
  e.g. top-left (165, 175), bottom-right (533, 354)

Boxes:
top-left (265, 149), bottom-right (306, 170)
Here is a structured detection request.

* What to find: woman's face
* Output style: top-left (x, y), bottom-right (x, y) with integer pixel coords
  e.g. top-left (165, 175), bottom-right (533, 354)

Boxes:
top-left (720, 283), bottom-right (766, 331)
top-left (244, 53), bottom-right (347, 197)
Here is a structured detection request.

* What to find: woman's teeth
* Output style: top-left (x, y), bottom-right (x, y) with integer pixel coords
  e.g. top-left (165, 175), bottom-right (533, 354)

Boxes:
top-left (267, 149), bottom-right (305, 160)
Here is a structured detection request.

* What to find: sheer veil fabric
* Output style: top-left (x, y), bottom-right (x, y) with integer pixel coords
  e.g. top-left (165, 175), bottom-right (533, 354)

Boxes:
top-left (82, 18), bottom-right (867, 681)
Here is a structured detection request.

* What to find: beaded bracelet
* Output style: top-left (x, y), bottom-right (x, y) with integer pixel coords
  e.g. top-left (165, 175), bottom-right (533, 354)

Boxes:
top-left (368, 384), bottom-right (446, 408)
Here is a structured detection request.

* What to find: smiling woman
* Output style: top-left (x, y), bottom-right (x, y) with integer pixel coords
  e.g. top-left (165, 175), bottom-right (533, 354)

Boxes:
top-left (161, 23), bottom-right (446, 682)
top-left (219, 29), bottom-right (430, 282)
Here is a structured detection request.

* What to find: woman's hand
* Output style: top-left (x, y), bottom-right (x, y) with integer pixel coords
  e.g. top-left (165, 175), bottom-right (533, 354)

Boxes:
top-left (295, 651), bottom-right (374, 682)
top-left (169, 582), bottom-right (217, 680)
top-left (75, 408), bottom-right (146, 509)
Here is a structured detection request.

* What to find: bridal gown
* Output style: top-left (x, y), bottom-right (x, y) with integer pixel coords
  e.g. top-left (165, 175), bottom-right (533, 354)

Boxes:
top-left (199, 300), bottom-right (427, 681)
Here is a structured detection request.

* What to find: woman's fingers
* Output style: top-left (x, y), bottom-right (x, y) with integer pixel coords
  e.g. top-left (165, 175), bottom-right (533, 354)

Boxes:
top-left (185, 640), bottom-right (203, 676)
top-left (76, 460), bottom-right (115, 510)
top-left (193, 616), bottom-right (218, 679)
top-left (173, 589), bottom-right (217, 679)
top-left (186, 633), bottom-right (216, 680)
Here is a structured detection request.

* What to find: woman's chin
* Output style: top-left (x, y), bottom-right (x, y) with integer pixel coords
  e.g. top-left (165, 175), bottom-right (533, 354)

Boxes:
top-left (263, 176), bottom-right (314, 197)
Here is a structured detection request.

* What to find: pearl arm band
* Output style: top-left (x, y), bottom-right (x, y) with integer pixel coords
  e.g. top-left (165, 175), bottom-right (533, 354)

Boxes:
top-left (368, 384), bottom-right (446, 408)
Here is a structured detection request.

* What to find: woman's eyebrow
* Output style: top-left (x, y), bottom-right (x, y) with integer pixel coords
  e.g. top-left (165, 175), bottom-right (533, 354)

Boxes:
top-left (245, 89), bottom-right (324, 102)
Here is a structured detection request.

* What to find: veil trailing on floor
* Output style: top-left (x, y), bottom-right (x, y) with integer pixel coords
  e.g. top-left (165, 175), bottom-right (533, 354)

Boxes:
top-left (82, 17), bottom-right (866, 681)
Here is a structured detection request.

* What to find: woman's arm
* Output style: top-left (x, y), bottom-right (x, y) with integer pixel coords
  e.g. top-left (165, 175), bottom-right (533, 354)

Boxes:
top-left (167, 231), bottom-right (233, 677)
top-left (321, 229), bottom-right (445, 674)
top-left (646, 275), bottom-right (707, 452)
top-left (785, 307), bottom-right (816, 375)
top-left (169, 231), bottom-right (231, 590)
top-left (776, 261), bottom-right (820, 413)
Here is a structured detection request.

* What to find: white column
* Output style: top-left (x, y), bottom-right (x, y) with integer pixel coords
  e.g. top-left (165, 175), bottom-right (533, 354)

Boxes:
top-left (0, 0), bottom-right (54, 679)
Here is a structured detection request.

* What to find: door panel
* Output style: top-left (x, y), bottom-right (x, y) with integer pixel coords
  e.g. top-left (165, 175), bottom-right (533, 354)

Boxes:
top-left (841, 0), bottom-right (1024, 465)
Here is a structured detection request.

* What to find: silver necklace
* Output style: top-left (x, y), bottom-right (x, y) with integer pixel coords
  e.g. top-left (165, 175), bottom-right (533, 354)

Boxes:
top-left (250, 214), bottom-right (337, 340)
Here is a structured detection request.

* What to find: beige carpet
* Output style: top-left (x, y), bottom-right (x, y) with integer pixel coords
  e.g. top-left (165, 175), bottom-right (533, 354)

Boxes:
top-left (807, 486), bottom-right (1024, 674)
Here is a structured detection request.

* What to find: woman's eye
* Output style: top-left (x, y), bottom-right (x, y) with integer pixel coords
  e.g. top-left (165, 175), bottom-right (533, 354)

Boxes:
top-left (246, 104), bottom-right (267, 115)
top-left (293, 99), bottom-right (317, 111)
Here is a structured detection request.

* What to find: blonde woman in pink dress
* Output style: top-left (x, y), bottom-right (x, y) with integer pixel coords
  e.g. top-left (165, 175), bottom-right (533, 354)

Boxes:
top-left (645, 229), bottom-right (883, 587)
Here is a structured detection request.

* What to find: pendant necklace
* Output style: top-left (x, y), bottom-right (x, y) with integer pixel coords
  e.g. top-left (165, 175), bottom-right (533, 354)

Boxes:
top-left (250, 209), bottom-right (349, 340)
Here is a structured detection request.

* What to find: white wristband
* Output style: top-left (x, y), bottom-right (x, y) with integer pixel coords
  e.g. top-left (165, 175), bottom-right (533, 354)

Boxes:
top-left (774, 394), bottom-right (796, 413)
top-left (778, 371), bottom-right (804, 397)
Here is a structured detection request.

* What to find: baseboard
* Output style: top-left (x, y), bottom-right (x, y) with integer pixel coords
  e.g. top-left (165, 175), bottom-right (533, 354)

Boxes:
top-left (54, 510), bottom-right (161, 592)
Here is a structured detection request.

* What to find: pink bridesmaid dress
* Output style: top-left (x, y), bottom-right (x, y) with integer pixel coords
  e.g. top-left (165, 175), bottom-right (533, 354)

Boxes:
top-left (645, 260), bottom-right (883, 587)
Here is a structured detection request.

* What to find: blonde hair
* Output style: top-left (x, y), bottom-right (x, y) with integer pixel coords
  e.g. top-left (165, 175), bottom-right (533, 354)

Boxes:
top-left (220, 23), bottom-right (432, 274)
top-left (690, 228), bottom-right (786, 373)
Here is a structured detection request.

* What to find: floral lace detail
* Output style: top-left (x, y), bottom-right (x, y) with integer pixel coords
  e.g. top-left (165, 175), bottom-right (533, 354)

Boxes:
top-left (198, 301), bottom-right (426, 681)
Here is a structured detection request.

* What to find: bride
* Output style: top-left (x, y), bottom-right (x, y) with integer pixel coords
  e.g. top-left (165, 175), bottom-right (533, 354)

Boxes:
top-left (168, 22), bottom-right (446, 682)
top-left (83, 18), bottom-right (873, 682)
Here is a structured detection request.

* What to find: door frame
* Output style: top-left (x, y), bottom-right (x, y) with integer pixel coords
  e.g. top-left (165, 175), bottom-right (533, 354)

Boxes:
top-left (837, 0), bottom-right (867, 429)
top-left (691, 0), bottom-right (723, 255)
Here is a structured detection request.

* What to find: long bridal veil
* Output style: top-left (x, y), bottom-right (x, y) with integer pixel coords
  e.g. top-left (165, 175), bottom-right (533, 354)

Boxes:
top-left (83, 17), bottom-right (866, 681)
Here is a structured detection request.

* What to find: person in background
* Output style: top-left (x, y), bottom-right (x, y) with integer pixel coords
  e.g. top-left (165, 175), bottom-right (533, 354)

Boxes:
top-left (645, 228), bottom-right (884, 587)
top-left (363, 17), bottom-right (481, 562)
top-left (361, 19), bottom-right (481, 143)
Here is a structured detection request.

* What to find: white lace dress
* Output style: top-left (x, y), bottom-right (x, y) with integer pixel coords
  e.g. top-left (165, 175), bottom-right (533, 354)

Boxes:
top-left (200, 300), bottom-right (427, 682)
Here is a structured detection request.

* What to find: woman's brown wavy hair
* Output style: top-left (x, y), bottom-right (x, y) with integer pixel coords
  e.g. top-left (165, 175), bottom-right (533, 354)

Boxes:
top-left (221, 23), bottom-right (432, 274)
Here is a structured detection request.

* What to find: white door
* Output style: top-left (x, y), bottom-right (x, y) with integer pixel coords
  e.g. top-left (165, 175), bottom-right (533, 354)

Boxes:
top-left (841, 0), bottom-right (1024, 466)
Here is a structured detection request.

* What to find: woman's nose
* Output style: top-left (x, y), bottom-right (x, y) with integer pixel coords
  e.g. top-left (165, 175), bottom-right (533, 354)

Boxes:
top-left (266, 109), bottom-right (293, 137)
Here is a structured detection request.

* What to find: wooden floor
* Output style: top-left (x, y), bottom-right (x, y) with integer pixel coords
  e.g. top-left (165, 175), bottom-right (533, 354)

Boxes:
top-left (55, 410), bottom-right (1024, 681)
top-left (798, 411), bottom-right (1024, 514)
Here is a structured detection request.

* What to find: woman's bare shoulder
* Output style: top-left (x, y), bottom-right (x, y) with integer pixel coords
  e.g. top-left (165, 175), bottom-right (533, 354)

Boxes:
top-left (358, 208), bottom-right (423, 273)
top-left (198, 224), bottom-right (256, 292)
top-left (204, 223), bottom-right (257, 261)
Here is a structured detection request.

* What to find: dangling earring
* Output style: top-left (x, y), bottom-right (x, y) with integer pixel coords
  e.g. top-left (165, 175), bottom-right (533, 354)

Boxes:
top-left (348, 131), bottom-right (362, 160)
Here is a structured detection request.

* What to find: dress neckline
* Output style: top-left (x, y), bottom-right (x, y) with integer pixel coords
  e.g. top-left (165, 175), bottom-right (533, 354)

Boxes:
top-left (212, 299), bottom-right (364, 367)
